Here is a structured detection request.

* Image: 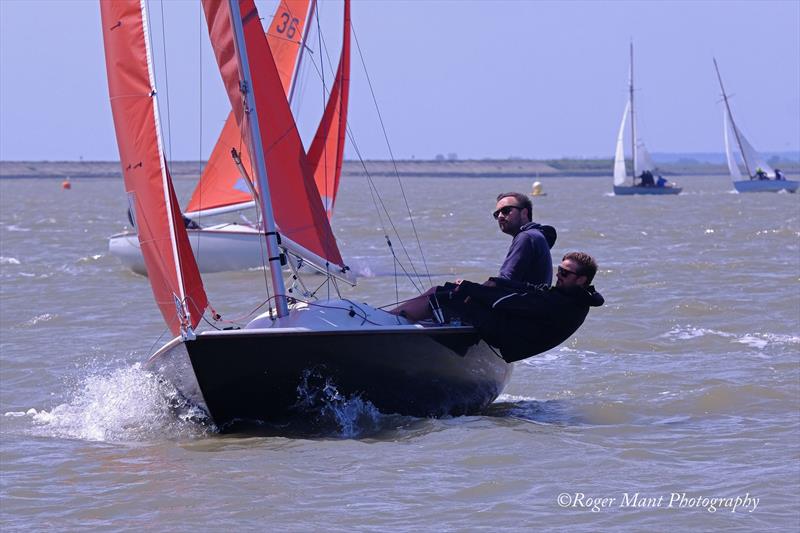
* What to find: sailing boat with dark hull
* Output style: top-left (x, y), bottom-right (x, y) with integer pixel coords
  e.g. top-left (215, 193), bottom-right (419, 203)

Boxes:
top-left (613, 43), bottom-right (681, 196)
top-left (101, 0), bottom-right (511, 430)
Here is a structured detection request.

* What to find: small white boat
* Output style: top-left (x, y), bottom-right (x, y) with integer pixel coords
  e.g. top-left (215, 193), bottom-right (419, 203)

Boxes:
top-left (714, 58), bottom-right (798, 193)
top-left (109, 223), bottom-right (265, 275)
top-left (613, 43), bottom-right (681, 196)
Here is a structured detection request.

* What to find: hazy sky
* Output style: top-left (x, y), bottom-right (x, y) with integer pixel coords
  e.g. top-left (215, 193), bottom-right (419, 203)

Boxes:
top-left (1, 0), bottom-right (798, 161)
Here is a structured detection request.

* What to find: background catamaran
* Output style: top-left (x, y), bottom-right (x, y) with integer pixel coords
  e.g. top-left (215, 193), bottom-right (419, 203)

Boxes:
top-left (108, 0), bottom-right (350, 274)
top-left (613, 43), bottom-right (681, 196)
top-left (714, 58), bottom-right (798, 194)
top-left (100, 0), bottom-right (512, 430)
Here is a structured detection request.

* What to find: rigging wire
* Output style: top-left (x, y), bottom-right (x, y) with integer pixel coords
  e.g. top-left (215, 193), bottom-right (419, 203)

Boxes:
top-left (301, 9), bottom-right (424, 296)
top-left (346, 127), bottom-right (423, 294)
top-left (351, 21), bottom-right (433, 289)
top-left (326, 20), bottom-right (425, 294)
top-left (146, 325), bottom-right (171, 358)
top-left (313, 6), bottom-right (332, 301)
top-left (155, 0), bottom-right (173, 161)
top-left (195, 4), bottom-right (204, 266)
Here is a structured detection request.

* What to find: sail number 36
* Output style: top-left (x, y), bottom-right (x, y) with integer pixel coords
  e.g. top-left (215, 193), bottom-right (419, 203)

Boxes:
top-left (274, 12), bottom-right (300, 39)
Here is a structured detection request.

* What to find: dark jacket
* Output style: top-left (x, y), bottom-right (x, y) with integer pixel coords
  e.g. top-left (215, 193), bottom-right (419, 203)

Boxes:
top-left (498, 222), bottom-right (557, 286)
top-left (437, 279), bottom-right (604, 363)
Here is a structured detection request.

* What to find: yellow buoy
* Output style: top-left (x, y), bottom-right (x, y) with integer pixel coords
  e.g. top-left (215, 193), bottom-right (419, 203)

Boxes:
top-left (530, 181), bottom-right (544, 196)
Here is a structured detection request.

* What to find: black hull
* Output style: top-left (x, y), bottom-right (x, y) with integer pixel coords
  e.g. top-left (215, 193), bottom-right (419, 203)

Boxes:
top-left (180, 327), bottom-right (511, 429)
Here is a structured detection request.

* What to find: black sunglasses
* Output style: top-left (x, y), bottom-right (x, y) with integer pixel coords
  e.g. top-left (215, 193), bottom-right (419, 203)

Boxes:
top-left (492, 205), bottom-right (521, 219)
top-left (558, 266), bottom-right (581, 277)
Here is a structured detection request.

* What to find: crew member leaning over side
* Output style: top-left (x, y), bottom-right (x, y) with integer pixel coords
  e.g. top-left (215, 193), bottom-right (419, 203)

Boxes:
top-left (434, 252), bottom-right (604, 363)
top-left (392, 191), bottom-right (556, 321)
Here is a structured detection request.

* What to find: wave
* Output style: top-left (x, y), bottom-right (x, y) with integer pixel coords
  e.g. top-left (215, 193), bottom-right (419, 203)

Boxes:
top-left (662, 325), bottom-right (799, 348)
top-left (20, 313), bottom-right (55, 327)
top-left (5, 363), bottom-right (211, 442)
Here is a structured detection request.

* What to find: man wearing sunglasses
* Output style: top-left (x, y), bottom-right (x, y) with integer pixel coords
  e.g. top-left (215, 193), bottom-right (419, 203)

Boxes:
top-left (493, 192), bottom-right (556, 287)
top-left (391, 191), bottom-right (555, 320)
top-left (435, 251), bottom-right (604, 363)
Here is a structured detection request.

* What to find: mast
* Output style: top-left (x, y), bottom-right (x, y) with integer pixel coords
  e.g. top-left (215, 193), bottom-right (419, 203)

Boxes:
top-left (228, 0), bottom-right (290, 317)
top-left (629, 42), bottom-right (637, 181)
top-left (713, 58), bottom-right (752, 178)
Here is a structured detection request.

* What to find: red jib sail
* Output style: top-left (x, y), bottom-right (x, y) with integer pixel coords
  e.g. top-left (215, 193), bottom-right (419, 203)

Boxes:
top-left (185, 0), bottom-right (312, 217)
top-left (202, 0), bottom-right (345, 270)
top-left (100, 0), bottom-right (207, 336)
top-left (307, 0), bottom-right (350, 218)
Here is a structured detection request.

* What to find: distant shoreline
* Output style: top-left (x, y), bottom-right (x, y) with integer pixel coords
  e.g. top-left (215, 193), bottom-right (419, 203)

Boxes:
top-left (1, 159), bottom-right (797, 179)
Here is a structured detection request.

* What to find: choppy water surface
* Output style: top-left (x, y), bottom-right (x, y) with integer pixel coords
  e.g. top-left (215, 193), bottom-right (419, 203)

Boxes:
top-left (1, 175), bottom-right (798, 530)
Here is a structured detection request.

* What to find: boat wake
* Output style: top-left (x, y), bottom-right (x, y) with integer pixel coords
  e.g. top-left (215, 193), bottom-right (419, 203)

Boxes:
top-left (4, 363), bottom-right (212, 442)
top-left (488, 394), bottom-right (637, 426)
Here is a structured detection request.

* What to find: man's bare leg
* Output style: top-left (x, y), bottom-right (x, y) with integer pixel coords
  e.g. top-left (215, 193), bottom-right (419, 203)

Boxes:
top-left (389, 287), bottom-right (436, 321)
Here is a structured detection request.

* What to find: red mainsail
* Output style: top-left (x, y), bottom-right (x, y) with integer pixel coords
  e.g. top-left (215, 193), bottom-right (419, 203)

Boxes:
top-left (100, 0), bottom-right (207, 336)
top-left (202, 0), bottom-right (345, 269)
top-left (185, 0), bottom-right (312, 217)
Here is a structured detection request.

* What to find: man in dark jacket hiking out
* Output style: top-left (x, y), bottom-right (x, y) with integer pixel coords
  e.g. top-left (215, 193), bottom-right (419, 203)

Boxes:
top-left (431, 251), bottom-right (604, 363)
top-left (392, 192), bottom-right (556, 319)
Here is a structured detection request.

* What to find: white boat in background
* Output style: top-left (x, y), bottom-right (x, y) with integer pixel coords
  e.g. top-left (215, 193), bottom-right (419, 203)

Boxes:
top-left (714, 58), bottom-right (798, 193)
top-left (613, 43), bottom-right (681, 196)
top-left (109, 0), bottom-right (350, 274)
top-left (111, 223), bottom-right (264, 275)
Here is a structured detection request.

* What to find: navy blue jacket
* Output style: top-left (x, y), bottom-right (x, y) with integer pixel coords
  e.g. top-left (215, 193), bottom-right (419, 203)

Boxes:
top-left (437, 279), bottom-right (604, 363)
top-left (498, 222), bottom-right (557, 287)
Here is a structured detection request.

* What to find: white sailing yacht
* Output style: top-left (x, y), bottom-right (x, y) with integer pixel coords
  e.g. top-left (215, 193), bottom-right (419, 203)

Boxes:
top-left (613, 43), bottom-right (681, 196)
top-left (713, 58), bottom-right (798, 193)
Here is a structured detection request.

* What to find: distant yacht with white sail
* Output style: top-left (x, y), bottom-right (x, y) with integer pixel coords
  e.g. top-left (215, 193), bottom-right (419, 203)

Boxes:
top-left (613, 43), bottom-right (681, 196)
top-left (713, 58), bottom-right (797, 193)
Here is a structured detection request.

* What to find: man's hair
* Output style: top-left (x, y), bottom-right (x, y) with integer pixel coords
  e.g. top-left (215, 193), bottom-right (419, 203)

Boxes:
top-left (563, 251), bottom-right (598, 284)
top-left (496, 192), bottom-right (532, 222)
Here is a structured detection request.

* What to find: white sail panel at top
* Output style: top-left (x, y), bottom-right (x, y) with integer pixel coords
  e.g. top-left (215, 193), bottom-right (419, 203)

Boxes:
top-left (635, 139), bottom-right (656, 174)
top-left (734, 123), bottom-right (774, 177)
top-left (614, 100), bottom-right (629, 186)
top-left (723, 109), bottom-right (742, 179)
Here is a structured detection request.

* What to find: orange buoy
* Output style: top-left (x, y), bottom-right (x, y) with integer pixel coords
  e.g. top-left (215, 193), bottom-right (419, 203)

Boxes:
top-left (61, 178), bottom-right (71, 190)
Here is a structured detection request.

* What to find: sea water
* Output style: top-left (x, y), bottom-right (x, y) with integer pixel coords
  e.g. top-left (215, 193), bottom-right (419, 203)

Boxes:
top-left (1, 174), bottom-right (798, 530)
